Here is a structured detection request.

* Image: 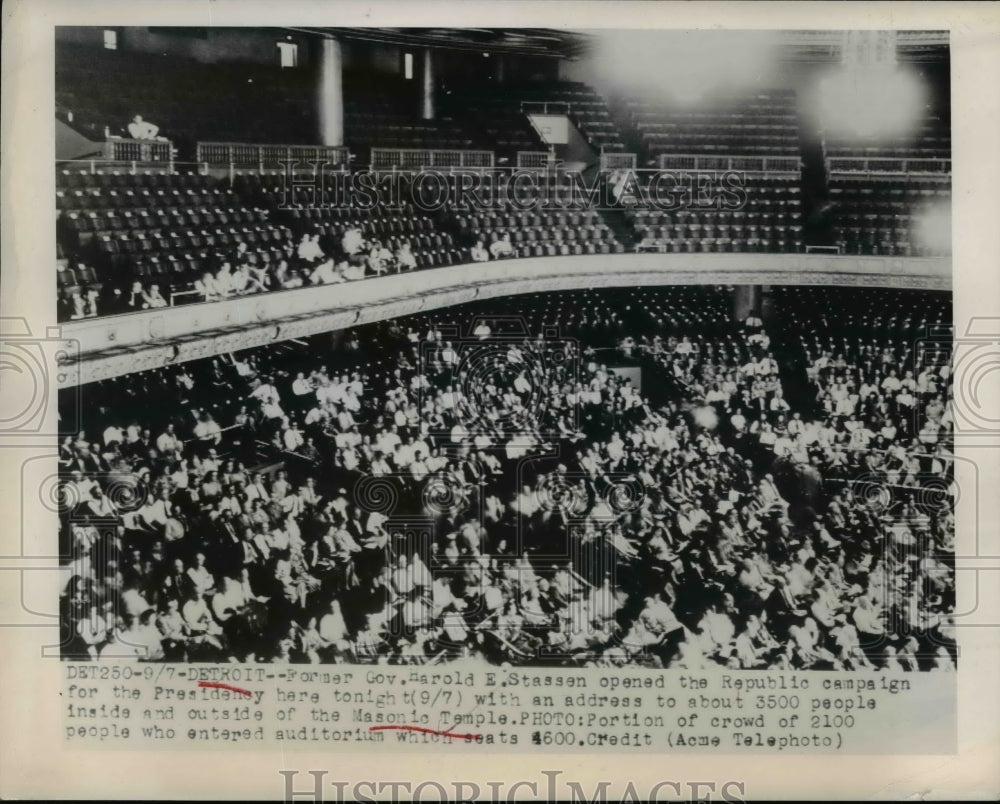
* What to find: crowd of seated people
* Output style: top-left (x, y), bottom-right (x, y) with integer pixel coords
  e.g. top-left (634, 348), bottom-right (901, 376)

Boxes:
top-left (59, 286), bottom-right (955, 671)
top-left (775, 286), bottom-right (953, 468)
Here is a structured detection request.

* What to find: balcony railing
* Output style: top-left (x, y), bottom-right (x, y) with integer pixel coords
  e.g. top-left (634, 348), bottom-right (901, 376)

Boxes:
top-left (196, 142), bottom-right (350, 171)
top-left (103, 137), bottom-right (175, 167)
top-left (600, 152), bottom-right (637, 171)
top-left (59, 251), bottom-right (952, 387)
top-left (827, 156), bottom-right (952, 177)
top-left (519, 100), bottom-right (571, 115)
top-left (369, 148), bottom-right (495, 170)
top-left (516, 151), bottom-right (555, 169)
top-left (658, 154), bottom-right (802, 175)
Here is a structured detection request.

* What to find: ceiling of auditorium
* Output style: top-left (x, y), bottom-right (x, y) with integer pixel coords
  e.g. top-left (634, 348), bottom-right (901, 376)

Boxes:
top-left (288, 28), bottom-right (593, 58)
top-left (288, 27), bottom-right (949, 62)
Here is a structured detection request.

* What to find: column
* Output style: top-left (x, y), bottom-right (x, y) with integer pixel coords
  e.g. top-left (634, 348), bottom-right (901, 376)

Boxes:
top-left (733, 285), bottom-right (761, 322)
top-left (421, 48), bottom-right (435, 121)
top-left (318, 37), bottom-right (344, 147)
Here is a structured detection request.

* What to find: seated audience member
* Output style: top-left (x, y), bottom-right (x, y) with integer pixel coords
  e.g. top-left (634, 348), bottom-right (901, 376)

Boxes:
top-left (489, 233), bottom-right (514, 259)
top-left (367, 240), bottom-right (394, 276)
top-left (297, 233), bottom-right (324, 263)
top-left (194, 271), bottom-right (221, 303)
top-left (470, 240), bottom-right (490, 263)
top-left (396, 242), bottom-right (417, 272)
top-left (283, 269), bottom-right (305, 289)
top-left (341, 226), bottom-right (364, 256)
top-left (142, 284), bottom-right (168, 309)
top-left (310, 258), bottom-right (343, 286)
top-left (127, 114), bottom-right (161, 140)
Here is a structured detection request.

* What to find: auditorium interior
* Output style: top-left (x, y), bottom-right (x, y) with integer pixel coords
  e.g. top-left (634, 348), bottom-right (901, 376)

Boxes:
top-left (54, 27), bottom-right (956, 672)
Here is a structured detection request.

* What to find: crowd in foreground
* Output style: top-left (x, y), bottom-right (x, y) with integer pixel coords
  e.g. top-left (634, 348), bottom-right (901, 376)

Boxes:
top-left (59, 287), bottom-right (956, 671)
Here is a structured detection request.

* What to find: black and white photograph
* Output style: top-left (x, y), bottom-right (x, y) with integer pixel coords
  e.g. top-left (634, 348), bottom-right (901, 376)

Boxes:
top-left (8, 2), bottom-right (1000, 797)
top-left (50, 26), bottom-right (958, 674)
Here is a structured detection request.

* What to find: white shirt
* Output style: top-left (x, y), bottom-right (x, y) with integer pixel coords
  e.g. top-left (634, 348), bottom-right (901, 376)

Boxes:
top-left (489, 239), bottom-right (513, 258)
top-left (156, 430), bottom-right (180, 454)
top-left (128, 120), bottom-right (159, 140)
top-left (298, 238), bottom-right (324, 263)
top-left (341, 229), bottom-right (364, 256)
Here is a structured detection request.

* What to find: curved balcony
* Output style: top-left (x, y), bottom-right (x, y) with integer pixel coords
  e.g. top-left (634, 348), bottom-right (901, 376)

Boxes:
top-left (59, 251), bottom-right (951, 387)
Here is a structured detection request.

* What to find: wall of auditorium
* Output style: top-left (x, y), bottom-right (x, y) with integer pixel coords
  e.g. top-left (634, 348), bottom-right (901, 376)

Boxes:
top-left (59, 253), bottom-right (950, 387)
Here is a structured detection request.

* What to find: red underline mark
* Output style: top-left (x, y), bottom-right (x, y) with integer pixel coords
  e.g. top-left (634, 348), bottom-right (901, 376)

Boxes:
top-left (369, 725), bottom-right (482, 740)
top-left (197, 681), bottom-right (252, 697)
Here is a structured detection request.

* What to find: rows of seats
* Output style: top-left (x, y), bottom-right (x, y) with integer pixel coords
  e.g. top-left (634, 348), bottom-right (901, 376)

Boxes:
top-left (627, 174), bottom-right (804, 253)
top-left (824, 101), bottom-right (951, 256)
top-left (54, 166), bottom-right (484, 320)
top-left (55, 169), bottom-right (292, 315)
top-left (56, 44), bottom-right (315, 150)
top-left (443, 81), bottom-right (627, 158)
top-left (55, 169), bottom-right (289, 285)
top-left (428, 171), bottom-right (624, 255)
top-left (631, 210), bottom-right (804, 254)
top-left (448, 202), bottom-right (623, 257)
top-left (480, 112), bottom-right (546, 158)
top-left (829, 178), bottom-right (951, 257)
top-left (439, 96), bottom-right (545, 158)
top-left (627, 90), bottom-right (801, 160)
top-left (345, 115), bottom-right (476, 151)
top-left (826, 116), bottom-right (951, 162)
top-left (406, 285), bottom-right (738, 344)
top-left (773, 285), bottom-right (952, 439)
top-left (248, 175), bottom-right (467, 269)
top-left (567, 104), bottom-right (626, 153)
top-left (515, 81), bottom-right (627, 152)
top-left (343, 98), bottom-right (479, 153)
top-left (778, 286), bottom-right (951, 360)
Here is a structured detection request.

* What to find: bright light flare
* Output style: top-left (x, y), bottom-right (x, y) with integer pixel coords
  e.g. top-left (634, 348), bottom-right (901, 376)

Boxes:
top-left (587, 30), bottom-right (781, 106)
top-left (914, 200), bottom-right (952, 255)
top-left (817, 65), bottom-right (927, 141)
